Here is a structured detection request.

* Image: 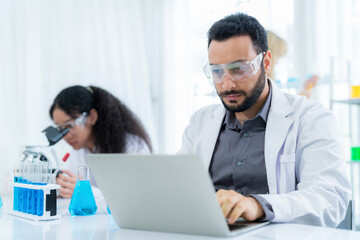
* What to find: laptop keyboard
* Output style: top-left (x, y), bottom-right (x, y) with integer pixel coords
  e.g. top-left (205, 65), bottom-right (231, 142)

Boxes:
top-left (228, 222), bottom-right (247, 231)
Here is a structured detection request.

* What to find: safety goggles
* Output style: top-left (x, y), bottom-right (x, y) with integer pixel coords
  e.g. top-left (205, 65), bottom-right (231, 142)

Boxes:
top-left (203, 52), bottom-right (264, 84)
top-left (55, 112), bottom-right (88, 132)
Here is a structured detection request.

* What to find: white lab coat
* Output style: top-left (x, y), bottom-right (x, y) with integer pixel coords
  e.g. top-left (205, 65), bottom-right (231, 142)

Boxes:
top-left (179, 80), bottom-right (351, 227)
top-left (68, 133), bottom-right (150, 187)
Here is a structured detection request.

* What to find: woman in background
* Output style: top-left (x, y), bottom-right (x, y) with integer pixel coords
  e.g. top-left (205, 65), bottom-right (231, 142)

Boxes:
top-left (50, 85), bottom-right (152, 198)
top-left (267, 30), bottom-right (318, 98)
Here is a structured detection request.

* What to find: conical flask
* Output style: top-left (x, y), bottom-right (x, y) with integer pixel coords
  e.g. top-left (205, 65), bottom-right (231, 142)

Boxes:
top-left (69, 164), bottom-right (97, 216)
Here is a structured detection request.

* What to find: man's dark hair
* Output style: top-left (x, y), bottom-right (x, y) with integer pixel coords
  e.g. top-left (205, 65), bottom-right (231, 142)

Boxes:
top-left (49, 85), bottom-right (152, 153)
top-left (207, 13), bottom-right (268, 54)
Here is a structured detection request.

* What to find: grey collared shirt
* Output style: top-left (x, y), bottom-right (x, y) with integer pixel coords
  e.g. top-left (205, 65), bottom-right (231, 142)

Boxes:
top-left (209, 82), bottom-right (274, 220)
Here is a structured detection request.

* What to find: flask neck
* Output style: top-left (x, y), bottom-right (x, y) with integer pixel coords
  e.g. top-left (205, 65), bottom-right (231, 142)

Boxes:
top-left (77, 164), bottom-right (90, 180)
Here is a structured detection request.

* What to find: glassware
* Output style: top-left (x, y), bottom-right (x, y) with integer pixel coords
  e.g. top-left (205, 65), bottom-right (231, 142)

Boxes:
top-left (69, 164), bottom-right (97, 216)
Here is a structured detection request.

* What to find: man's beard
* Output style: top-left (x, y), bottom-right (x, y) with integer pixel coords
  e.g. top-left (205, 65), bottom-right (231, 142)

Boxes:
top-left (217, 66), bottom-right (266, 113)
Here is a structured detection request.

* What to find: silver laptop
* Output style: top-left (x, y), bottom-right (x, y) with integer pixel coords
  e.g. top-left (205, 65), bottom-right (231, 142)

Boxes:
top-left (86, 154), bottom-right (269, 237)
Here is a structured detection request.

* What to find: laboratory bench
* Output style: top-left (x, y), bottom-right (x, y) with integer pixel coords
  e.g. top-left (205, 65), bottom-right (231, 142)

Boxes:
top-left (0, 197), bottom-right (360, 240)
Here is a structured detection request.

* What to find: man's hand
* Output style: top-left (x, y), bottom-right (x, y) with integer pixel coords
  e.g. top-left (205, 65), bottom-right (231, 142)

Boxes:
top-left (56, 169), bottom-right (77, 198)
top-left (216, 189), bottom-right (265, 224)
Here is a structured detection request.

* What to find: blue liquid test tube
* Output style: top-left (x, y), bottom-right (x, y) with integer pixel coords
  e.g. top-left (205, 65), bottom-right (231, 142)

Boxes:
top-left (26, 163), bottom-right (35, 214)
top-left (32, 162), bottom-right (42, 215)
top-left (37, 161), bottom-right (50, 216)
top-left (18, 162), bottom-right (27, 212)
top-left (13, 163), bottom-right (20, 211)
top-left (23, 162), bottom-right (31, 213)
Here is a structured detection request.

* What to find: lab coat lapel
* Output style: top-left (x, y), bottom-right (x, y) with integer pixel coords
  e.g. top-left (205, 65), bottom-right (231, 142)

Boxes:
top-left (265, 81), bottom-right (293, 194)
top-left (200, 106), bottom-right (225, 169)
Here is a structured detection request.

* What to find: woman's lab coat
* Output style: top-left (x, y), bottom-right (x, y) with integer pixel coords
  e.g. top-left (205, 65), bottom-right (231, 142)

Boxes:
top-left (63, 134), bottom-right (150, 213)
top-left (179, 80), bottom-right (351, 227)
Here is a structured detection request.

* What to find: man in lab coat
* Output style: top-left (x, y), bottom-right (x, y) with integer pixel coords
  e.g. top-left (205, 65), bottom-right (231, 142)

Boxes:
top-left (179, 13), bottom-right (351, 227)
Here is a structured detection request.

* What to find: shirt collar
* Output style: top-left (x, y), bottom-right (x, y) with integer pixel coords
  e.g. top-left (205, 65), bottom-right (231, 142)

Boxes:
top-left (259, 79), bottom-right (272, 122)
top-left (223, 79), bottom-right (272, 129)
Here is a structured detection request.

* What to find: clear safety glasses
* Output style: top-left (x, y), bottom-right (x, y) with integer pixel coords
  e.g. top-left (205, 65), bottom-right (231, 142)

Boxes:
top-left (55, 112), bottom-right (88, 132)
top-left (203, 52), bottom-right (265, 84)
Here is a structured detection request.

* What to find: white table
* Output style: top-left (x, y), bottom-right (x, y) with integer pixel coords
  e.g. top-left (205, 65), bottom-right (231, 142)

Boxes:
top-left (1, 198), bottom-right (360, 240)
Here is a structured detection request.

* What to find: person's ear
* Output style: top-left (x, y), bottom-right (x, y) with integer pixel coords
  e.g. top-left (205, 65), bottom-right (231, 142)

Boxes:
top-left (264, 50), bottom-right (272, 75)
top-left (88, 109), bottom-right (98, 126)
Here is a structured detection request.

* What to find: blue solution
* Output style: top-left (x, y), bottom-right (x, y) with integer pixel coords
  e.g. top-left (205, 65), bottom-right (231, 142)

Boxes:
top-left (21, 180), bottom-right (28, 213)
top-left (32, 188), bottom-right (38, 215)
top-left (21, 188), bottom-right (27, 213)
top-left (69, 180), bottom-right (97, 216)
top-left (0, 194), bottom-right (3, 209)
top-left (13, 177), bottom-right (19, 211)
top-left (17, 178), bottom-right (23, 212)
top-left (22, 184), bottom-right (28, 213)
top-left (37, 190), bottom-right (44, 216)
top-left (26, 185), bottom-right (33, 214)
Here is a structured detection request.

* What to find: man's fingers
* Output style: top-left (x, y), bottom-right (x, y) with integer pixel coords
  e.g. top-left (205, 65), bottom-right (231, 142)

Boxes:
top-left (229, 197), bottom-right (265, 222)
top-left (241, 197), bottom-right (265, 221)
top-left (216, 190), bottom-right (243, 205)
top-left (216, 190), bottom-right (243, 218)
top-left (221, 196), bottom-right (241, 218)
top-left (217, 191), bottom-right (265, 223)
top-left (216, 189), bottom-right (227, 198)
top-left (227, 203), bottom-right (245, 224)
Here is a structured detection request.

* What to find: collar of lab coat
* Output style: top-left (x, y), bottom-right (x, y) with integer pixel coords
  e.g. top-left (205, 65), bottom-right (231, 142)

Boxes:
top-left (202, 79), bottom-right (294, 194)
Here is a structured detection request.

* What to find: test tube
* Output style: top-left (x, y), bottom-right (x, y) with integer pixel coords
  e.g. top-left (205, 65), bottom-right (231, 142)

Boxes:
top-left (17, 162), bottom-right (23, 212)
top-left (20, 162), bottom-right (30, 212)
top-left (27, 162), bottom-right (35, 214)
top-left (46, 161), bottom-right (52, 184)
top-left (29, 162), bottom-right (35, 183)
top-left (34, 163), bottom-right (39, 183)
top-left (14, 162), bottom-right (20, 183)
top-left (23, 161), bottom-right (31, 183)
top-left (32, 162), bottom-right (43, 215)
top-left (13, 162), bottom-right (20, 211)
top-left (37, 161), bottom-right (50, 216)
top-left (40, 162), bottom-right (46, 184)
top-left (20, 162), bottom-right (26, 183)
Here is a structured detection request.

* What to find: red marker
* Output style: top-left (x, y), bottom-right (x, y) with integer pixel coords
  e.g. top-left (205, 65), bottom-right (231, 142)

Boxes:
top-left (62, 153), bottom-right (70, 162)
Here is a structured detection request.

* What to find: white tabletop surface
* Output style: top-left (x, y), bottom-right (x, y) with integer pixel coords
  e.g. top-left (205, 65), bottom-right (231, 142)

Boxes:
top-left (1, 196), bottom-right (360, 240)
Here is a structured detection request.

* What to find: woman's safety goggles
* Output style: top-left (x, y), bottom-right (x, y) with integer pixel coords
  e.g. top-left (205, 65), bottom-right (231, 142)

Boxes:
top-left (55, 112), bottom-right (88, 132)
top-left (203, 52), bottom-right (264, 84)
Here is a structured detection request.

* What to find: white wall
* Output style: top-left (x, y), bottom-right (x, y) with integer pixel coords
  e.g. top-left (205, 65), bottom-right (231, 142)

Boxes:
top-left (0, 0), bottom-right (359, 174)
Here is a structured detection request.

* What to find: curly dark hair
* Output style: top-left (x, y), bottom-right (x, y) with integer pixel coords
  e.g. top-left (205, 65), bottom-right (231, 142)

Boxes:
top-left (49, 85), bottom-right (152, 153)
top-left (207, 13), bottom-right (268, 54)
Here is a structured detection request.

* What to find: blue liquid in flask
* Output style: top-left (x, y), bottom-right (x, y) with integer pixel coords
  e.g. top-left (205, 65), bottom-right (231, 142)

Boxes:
top-left (69, 180), bottom-right (97, 216)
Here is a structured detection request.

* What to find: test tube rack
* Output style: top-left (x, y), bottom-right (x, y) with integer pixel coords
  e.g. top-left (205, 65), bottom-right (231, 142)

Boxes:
top-left (8, 182), bottom-right (60, 221)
